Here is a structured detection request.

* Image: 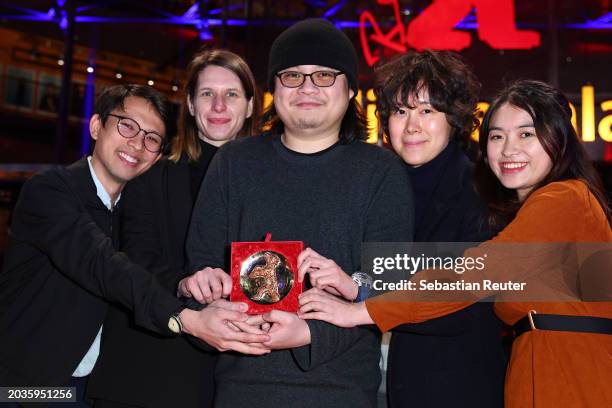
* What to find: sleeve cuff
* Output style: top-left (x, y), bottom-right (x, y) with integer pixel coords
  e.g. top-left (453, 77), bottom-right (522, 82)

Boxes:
top-left (290, 320), bottom-right (316, 371)
top-left (154, 291), bottom-right (186, 335)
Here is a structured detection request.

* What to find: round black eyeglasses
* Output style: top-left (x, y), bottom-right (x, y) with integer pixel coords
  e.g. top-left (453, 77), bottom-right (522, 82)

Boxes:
top-left (108, 113), bottom-right (165, 153)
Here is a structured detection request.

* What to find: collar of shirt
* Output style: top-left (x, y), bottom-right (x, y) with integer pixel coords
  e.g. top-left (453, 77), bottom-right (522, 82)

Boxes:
top-left (87, 156), bottom-right (121, 210)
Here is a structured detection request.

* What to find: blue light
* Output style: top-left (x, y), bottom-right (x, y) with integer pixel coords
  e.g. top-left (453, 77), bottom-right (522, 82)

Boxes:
top-left (182, 3), bottom-right (199, 19)
top-left (208, 4), bottom-right (244, 15)
top-left (455, 8), bottom-right (477, 29)
top-left (567, 12), bottom-right (612, 29)
top-left (324, 0), bottom-right (347, 18)
top-left (1, 7), bottom-right (609, 32)
top-left (196, 19), bottom-right (213, 41)
top-left (0, 15), bottom-right (53, 21)
top-left (80, 71), bottom-right (95, 156)
top-left (59, 14), bottom-right (68, 30)
top-left (334, 21), bottom-right (362, 29)
top-left (199, 28), bottom-right (213, 41)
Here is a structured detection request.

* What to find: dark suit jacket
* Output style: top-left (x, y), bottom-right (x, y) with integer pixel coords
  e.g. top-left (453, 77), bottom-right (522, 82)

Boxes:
top-left (0, 158), bottom-right (182, 386)
top-left (87, 155), bottom-right (216, 408)
top-left (386, 146), bottom-right (506, 408)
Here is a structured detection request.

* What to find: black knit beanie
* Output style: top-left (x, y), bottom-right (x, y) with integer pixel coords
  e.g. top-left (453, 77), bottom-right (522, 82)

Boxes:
top-left (267, 18), bottom-right (358, 94)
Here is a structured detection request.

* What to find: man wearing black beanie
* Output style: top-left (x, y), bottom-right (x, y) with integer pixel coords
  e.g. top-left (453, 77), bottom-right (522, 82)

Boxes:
top-left (267, 18), bottom-right (359, 94)
top-left (184, 18), bottom-right (414, 407)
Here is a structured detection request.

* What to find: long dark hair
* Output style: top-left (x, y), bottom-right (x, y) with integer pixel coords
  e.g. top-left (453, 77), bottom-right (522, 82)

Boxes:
top-left (170, 49), bottom-right (262, 162)
top-left (475, 79), bottom-right (610, 229)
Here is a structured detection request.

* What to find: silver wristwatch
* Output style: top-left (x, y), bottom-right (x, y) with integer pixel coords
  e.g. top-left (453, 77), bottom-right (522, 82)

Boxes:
top-left (168, 310), bottom-right (184, 334)
top-left (351, 272), bottom-right (373, 302)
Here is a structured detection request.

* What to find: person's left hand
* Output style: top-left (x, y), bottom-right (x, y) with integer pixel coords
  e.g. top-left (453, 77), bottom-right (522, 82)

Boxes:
top-left (298, 288), bottom-right (368, 328)
top-left (261, 310), bottom-right (311, 349)
top-left (179, 300), bottom-right (270, 355)
top-left (297, 247), bottom-right (358, 300)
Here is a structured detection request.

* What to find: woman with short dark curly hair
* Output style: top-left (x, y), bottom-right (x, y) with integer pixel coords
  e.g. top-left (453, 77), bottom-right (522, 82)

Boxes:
top-left (370, 50), bottom-right (505, 408)
top-left (375, 50), bottom-right (480, 152)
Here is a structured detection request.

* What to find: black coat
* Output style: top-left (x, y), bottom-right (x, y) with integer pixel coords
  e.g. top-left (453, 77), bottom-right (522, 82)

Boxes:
top-left (87, 154), bottom-right (216, 408)
top-left (386, 146), bottom-right (506, 408)
top-left (0, 158), bottom-right (182, 386)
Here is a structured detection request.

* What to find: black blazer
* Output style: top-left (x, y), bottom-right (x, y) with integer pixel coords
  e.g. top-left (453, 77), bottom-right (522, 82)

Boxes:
top-left (87, 155), bottom-right (216, 408)
top-left (0, 159), bottom-right (182, 386)
top-left (386, 146), bottom-right (506, 408)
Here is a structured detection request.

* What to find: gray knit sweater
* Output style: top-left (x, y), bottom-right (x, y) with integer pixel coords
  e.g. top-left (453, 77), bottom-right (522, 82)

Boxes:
top-left (187, 133), bottom-right (414, 408)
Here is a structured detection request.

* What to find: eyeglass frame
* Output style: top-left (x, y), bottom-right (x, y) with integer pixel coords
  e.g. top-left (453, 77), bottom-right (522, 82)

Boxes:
top-left (275, 70), bottom-right (346, 88)
top-left (107, 113), bottom-right (166, 153)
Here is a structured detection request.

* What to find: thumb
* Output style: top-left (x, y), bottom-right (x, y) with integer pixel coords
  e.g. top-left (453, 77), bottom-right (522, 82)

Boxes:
top-left (262, 310), bottom-right (282, 324)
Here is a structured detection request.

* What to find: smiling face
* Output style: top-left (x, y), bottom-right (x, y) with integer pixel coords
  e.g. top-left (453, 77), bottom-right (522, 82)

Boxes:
top-left (90, 96), bottom-right (164, 198)
top-left (387, 88), bottom-right (452, 167)
top-left (188, 65), bottom-right (253, 146)
top-left (273, 64), bottom-right (354, 140)
top-left (486, 103), bottom-right (553, 201)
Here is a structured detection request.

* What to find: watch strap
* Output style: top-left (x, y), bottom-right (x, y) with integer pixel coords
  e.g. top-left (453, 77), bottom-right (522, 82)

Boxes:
top-left (351, 272), bottom-right (373, 302)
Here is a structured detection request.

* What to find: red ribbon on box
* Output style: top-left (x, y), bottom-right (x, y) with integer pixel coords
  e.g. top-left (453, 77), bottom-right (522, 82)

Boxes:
top-left (230, 233), bottom-right (304, 314)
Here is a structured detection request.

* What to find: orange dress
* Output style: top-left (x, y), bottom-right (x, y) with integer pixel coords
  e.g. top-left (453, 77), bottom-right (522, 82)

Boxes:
top-left (366, 180), bottom-right (612, 408)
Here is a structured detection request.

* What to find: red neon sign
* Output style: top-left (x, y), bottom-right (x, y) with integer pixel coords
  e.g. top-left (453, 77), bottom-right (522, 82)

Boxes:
top-left (360, 0), bottom-right (541, 66)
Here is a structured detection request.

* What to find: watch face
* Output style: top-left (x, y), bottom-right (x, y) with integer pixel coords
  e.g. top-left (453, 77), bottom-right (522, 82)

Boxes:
top-left (168, 316), bottom-right (181, 334)
top-left (352, 272), bottom-right (373, 288)
top-left (239, 250), bottom-right (294, 305)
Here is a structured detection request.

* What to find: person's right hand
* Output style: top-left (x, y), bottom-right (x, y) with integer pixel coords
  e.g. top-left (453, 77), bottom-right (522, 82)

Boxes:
top-left (297, 247), bottom-right (358, 300)
top-left (179, 299), bottom-right (271, 355)
top-left (177, 267), bottom-right (232, 303)
top-left (227, 314), bottom-right (271, 334)
top-left (298, 288), bottom-right (370, 328)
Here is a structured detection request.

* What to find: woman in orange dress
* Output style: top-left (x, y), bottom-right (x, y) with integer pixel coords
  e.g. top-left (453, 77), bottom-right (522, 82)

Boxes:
top-left (299, 79), bottom-right (612, 408)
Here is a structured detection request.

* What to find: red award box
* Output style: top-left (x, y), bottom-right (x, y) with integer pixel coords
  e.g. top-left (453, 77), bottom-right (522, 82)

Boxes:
top-left (230, 233), bottom-right (304, 314)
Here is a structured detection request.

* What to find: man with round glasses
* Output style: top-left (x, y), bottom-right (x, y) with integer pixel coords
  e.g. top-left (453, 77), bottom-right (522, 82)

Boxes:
top-left (107, 113), bottom-right (166, 153)
top-left (184, 19), bottom-right (413, 407)
top-left (0, 85), bottom-right (269, 406)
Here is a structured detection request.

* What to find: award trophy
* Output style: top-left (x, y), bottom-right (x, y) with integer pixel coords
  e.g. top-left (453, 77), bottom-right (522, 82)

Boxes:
top-left (230, 233), bottom-right (304, 314)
